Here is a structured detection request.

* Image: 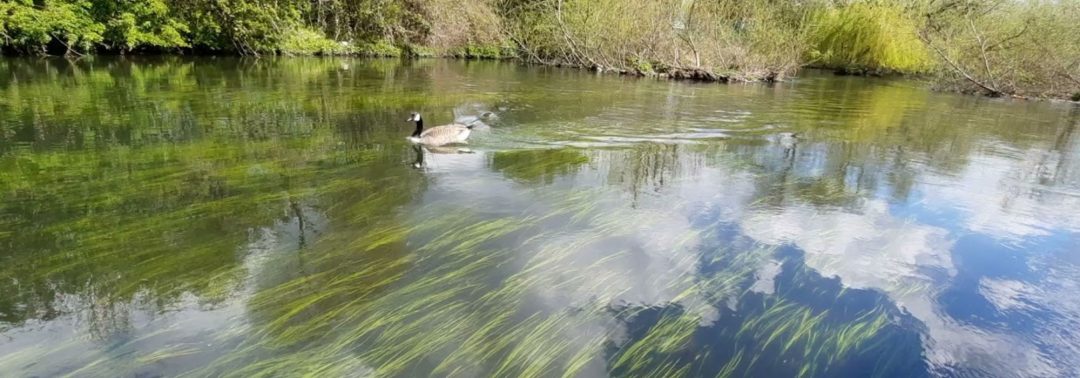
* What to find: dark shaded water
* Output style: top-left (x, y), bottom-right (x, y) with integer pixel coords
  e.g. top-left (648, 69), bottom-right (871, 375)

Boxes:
top-left (1, 57), bottom-right (1078, 377)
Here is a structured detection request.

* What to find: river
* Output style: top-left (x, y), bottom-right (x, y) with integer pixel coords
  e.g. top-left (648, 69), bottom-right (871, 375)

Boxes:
top-left (1, 57), bottom-right (1078, 377)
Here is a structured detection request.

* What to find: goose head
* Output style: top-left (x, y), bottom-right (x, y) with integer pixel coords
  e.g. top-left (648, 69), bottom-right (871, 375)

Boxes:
top-left (406, 112), bottom-right (424, 138)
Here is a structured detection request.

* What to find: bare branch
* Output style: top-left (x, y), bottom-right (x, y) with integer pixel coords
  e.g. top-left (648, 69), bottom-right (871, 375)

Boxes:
top-left (920, 30), bottom-right (1001, 96)
top-left (985, 22), bottom-right (1029, 53)
top-left (554, 0), bottom-right (597, 68)
top-left (967, 16), bottom-right (997, 90)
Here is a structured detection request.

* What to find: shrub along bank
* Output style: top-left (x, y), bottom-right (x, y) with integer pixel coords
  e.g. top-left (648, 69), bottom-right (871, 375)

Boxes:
top-left (1, 0), bottom-right (1077, 99)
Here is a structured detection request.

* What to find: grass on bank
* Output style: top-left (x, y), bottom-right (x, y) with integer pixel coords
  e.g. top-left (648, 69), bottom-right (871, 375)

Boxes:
top-left (1, 0), bottom-right (1077, 98)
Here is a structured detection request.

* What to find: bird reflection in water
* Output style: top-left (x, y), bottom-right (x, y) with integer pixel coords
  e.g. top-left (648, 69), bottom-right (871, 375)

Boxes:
top-left (411, 144), bottom-right (475, 169)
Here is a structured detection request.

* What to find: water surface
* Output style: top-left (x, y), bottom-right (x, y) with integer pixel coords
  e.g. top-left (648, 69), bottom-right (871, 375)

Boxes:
top-left (1, 57), bottom-right (1078, 377)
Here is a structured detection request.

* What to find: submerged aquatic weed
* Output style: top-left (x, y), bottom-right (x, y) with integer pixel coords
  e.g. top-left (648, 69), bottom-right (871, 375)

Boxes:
top-left (162, 170), bottom-right (910, 377)
top-left (2, 123), bottom-right (918, 378)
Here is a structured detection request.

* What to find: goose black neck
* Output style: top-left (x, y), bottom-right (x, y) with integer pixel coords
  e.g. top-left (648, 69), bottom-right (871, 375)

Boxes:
top-left (412, 119), bottom-right (424, 137)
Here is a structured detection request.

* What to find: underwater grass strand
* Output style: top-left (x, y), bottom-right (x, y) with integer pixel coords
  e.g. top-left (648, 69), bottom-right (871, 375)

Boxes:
top-left (6, 138), bottom-right (914, 378)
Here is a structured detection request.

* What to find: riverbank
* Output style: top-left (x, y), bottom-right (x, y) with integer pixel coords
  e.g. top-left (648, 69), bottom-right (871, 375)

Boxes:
top-left (2, 1), bottom-right (1078, 100)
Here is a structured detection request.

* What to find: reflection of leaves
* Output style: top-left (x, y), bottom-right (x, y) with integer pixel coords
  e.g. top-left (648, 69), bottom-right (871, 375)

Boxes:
top-left (0, 56), bottom-right (474, 337)
top-left (0, 57), bottom-right (499, 152)
top-left (490, 148), bottom-right (589, 184)
top-left (0, 133), bottom-right (417, 332)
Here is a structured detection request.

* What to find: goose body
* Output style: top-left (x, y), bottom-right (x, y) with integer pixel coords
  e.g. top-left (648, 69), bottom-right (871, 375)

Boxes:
top-left (406, 112), bottom-right (472, 146)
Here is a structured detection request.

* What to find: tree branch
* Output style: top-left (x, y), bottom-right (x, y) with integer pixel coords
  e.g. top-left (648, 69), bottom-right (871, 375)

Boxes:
top-left (555, 0), bottom-right (597, 68)
top-left (920, 30), bottom-right (1001, 96)
top-left (967, 16), bottom-right (997, 90)
top-left (49, 33), bottom-right (85, 57)
top-left (986, 22), bottom-right (1029, 53)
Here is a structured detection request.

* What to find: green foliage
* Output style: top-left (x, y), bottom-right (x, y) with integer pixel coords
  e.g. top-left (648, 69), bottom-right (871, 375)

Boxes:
top-left (0, 0), bottom-right (105, 54)
top-left (95, 0), bottom-right (189, 50)
top-left (209, 0), bottom-right (297, 55)
top-left (921, 0), bottom-right (1080, 98)
top-left (632, 58), bottom-right (654, 75)
top-left (0, 0), bottom-right (506, 57)
top-left (424, 0), bottom-right (507, 56)
top-left (406, 43), bottom-right (437, 57)
top-left (358, 39), bottom-right (404, 57)
top-left (498, 0), bottom-right (810, 81)
top-left (279, 27), bottom-right (345, 55)
top-left (450, 42), bottom-right (514, 59)
top-left (808, 2), bottom-right (933, 74)
top-left (0, 0), bottom-right (1076, 97)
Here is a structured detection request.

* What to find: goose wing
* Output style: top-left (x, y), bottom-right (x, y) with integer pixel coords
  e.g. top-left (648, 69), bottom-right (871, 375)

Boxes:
top-left (419, 124), bottom-right (468, 137)
top-left (419, 124), bottom-right (470, 145)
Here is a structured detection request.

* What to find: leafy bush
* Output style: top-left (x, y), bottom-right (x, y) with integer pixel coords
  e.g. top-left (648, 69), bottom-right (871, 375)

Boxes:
top-left (500, 0), bottom-right (808, 81)
top-left (95, 0), bottom-right (188, 51)
top-left (808, 2), bottom-right (933, 74)
top-left (357, 39), bottom-right (403, 57)
top-left (921, 0), bottom-right (1080, 98)
top-left (0, 0), bottom-right (1076, 97)
top-left (425, 0), bottom-right (506, 57)
top-left (0, 0), bottom-right (105, 54)
top-left (449, 43), bottom-right (514, 59)
top-left (280, 27), bottom-right (344, 55)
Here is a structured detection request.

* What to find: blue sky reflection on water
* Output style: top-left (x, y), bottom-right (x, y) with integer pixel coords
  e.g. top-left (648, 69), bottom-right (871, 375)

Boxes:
top-left (415, 125), bottom-right (1080, 376)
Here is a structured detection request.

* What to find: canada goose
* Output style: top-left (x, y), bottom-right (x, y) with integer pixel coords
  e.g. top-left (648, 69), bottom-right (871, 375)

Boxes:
top-left (778, 132), bottom-right (798, 148)
top-left (406, 112), bottom-right (473, 146)
top-left (777, 132), bottom-right (798, 160)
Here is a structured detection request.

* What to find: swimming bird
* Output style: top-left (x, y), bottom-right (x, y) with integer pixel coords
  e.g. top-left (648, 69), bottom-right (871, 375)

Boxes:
top-left (776, 132), bottom-right (798, 160)
top-left (778, 132), bottom-right (798, 149)
top-left (406, 112), bottom-right (473, 146)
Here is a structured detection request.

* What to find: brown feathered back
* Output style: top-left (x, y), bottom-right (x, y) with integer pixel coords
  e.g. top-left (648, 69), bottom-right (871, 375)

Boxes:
top-left (416, 124), bottom-right (471, 146)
